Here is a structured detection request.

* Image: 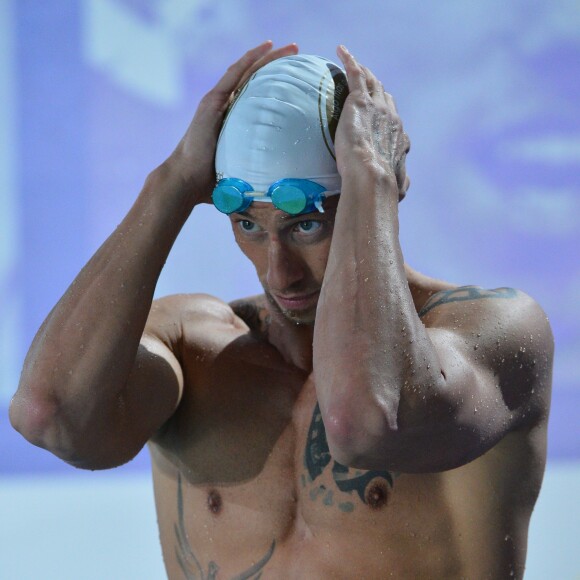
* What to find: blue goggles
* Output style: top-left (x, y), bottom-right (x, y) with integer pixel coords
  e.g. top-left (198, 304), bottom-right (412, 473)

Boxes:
top-left (212, 177), bottom-right (339, 216)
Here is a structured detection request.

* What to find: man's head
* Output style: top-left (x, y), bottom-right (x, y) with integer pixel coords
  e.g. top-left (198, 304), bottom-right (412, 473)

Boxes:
top-left (214, 54), bottom-right (348, 216)
top-left (215, 55), bottom-right (348, 324)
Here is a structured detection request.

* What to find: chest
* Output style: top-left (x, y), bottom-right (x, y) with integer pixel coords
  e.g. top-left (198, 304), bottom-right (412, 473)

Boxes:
top-left (149, 337), bottom-right (531, 578)
top-left (158, 359), bottom-right (450, 538)
top-left (150, 358), bottom-right (467, 578)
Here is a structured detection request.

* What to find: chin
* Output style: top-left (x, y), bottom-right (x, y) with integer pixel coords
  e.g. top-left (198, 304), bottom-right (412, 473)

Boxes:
top-left (281, 309), bottom-right (316, 326)
top-left (265, 290), bottom-right (317, 326)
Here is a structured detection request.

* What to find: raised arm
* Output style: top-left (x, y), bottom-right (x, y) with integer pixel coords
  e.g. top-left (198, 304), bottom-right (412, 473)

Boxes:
top-left (10, 41), bottom-right (299, 470)
top-left (313, 46), bottom-right (554, 473)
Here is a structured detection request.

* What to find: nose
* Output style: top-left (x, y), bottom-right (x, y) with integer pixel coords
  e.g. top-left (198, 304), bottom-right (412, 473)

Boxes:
top-left (266, 238), bottom-right (305, 293)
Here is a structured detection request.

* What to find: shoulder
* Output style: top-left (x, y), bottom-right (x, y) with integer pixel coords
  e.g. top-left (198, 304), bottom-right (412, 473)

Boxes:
top-left (421, 285), bottom-right (554, 423)
top-left (146, 293), bottom-right (247, 348)
top-left (418, 285), bottom-right (521, 318)
top-left (419, 285), bottom-right (551, 340)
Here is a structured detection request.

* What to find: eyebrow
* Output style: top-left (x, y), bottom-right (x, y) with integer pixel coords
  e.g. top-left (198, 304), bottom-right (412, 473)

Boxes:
top-left (232, 209), bottom-right (329, 224)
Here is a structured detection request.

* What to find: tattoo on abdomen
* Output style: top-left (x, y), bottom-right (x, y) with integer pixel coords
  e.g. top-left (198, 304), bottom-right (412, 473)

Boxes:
top-left (174, 473), bottom-right (275, 579)
top-left (303, 403), bottom-right (395, 512)
top-left (418, 286), bottom-right (517, 318)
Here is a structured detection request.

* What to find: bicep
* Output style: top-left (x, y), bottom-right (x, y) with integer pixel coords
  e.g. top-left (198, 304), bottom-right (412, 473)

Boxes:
top-left (421, 328), bottom-right (517, 467)
top-left (62, 334), bottom-right (184, 470)
top-left (413, 298), bottom-right (552, 471)
top-left (120, 334), bottom-right (184, 445)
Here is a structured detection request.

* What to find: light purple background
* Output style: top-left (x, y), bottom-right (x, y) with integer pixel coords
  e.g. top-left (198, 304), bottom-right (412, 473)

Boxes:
top-left (1, 2), bottom-right (578, 578)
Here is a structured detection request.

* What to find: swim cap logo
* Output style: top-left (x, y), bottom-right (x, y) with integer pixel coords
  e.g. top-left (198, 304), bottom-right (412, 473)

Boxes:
top-left (327, 66), bottom-right (349, 143)
top-left (319, 64), bottom-right (349, 160)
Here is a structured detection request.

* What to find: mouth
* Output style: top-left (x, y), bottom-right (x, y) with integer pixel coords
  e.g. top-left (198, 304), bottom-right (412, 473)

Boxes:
top-left (273, 290), bottom-right (320, 312)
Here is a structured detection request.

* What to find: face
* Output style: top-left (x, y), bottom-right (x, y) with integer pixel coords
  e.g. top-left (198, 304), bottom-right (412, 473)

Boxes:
top-left (230, 199), bottom-right (338, 325)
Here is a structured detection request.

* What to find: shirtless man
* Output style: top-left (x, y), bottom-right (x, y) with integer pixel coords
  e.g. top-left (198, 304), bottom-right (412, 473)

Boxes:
top-left (10, 42), bottom-right (553, 579)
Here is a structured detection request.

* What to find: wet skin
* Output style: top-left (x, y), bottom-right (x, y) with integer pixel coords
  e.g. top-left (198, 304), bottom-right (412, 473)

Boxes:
top-left (10, 42), bottom-right (553, 580)
top-left (144, 203), bottom-right (552, 579)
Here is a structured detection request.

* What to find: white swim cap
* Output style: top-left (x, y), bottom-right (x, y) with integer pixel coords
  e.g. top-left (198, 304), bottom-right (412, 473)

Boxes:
top-left (215, 54), bottom-right (348, 195)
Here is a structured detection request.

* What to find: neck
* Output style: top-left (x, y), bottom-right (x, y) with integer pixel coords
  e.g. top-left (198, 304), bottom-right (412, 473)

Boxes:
top-left (266, 309), bottom-right (315, 372)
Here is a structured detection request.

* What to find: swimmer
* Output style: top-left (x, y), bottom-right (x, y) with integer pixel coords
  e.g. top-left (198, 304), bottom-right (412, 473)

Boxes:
top-left (10, 42), bottom-right (553, 579)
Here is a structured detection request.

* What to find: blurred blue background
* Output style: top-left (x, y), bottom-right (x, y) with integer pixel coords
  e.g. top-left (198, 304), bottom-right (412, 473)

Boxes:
top-left (1, 0), bottom-right (578, 578)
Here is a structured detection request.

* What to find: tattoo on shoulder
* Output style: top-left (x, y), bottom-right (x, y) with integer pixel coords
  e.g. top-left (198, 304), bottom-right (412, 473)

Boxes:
top-left (174, 473), bottom-right (275, 579)
top-left (418, 286), bottom-right (518, 318)
top-left (302, 403), bottom-right (396, 513)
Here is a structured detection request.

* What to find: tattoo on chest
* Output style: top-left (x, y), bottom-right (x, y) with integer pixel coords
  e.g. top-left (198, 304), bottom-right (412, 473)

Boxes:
top-left (303, 403), bottom-right (395, 512)
top-left (174, 473), bottom-right (275, 579)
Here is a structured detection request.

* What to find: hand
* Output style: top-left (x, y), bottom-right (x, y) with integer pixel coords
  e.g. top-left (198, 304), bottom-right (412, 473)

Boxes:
top-left (335, 45), bottom-right (410, 200)
top-left (164, 41), bottom-right (299, 204)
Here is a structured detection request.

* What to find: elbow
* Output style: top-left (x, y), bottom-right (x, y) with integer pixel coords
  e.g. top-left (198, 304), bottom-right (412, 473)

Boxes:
top-left (10, 386), bottom-right (60, 451)
top-left (10, 384), bottom-right (133, 470)
top-left (322, 400), bottom-right (399, 471)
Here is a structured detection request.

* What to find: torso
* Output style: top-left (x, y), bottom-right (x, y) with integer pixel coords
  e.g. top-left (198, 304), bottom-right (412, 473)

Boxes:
top-left (147, 282), bottom-right (548, 579)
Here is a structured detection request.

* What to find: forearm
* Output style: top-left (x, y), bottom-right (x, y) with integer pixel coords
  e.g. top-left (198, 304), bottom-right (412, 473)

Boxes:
top-left (313, 166), bottom-right (445, 467)
top-left (10, 162), bottom-right (195, 455)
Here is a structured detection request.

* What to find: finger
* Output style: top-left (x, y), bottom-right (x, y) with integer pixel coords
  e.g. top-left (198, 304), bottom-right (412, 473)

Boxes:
top-left (235, 42), bottom-right (299, 92)
top-left (384, 92), bottom-right (398, 114)
top-left (336, 45), bottom-right (367, 95)
top-left (361, 65), bottom-right (382, 96)
top-left (213, 41), bottom-right (275, 97)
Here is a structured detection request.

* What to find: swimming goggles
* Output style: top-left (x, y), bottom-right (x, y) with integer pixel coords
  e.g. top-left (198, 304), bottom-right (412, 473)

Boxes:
top-left (212, 177), bottom-right (340, 215)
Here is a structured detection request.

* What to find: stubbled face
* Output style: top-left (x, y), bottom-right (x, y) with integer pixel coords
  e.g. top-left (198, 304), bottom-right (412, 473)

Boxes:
top-left (230, 198), bottom-right (338, 325)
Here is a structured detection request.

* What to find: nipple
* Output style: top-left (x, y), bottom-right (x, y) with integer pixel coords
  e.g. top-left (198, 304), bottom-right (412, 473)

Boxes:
top-left (364, 479), bottom-right (390, 510)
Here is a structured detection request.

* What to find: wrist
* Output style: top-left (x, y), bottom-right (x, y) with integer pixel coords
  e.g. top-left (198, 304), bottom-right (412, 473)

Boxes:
top-left (140, 162), bottom-right (203, 223)
top-left (339, 161), bottom-right (400, 203)
top-left (146, 159), bottom-right (206, 208)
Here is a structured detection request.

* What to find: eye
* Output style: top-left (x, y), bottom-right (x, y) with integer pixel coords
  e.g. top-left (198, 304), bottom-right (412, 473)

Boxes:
top-left (238, 219), bottom-right (260, 233)
top-left (294, 220), bottom-right (322, 234)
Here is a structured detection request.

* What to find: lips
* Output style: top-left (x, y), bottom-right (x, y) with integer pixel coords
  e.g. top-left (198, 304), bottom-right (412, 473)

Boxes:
top-left (273, 290), bottom-right (320, 311)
